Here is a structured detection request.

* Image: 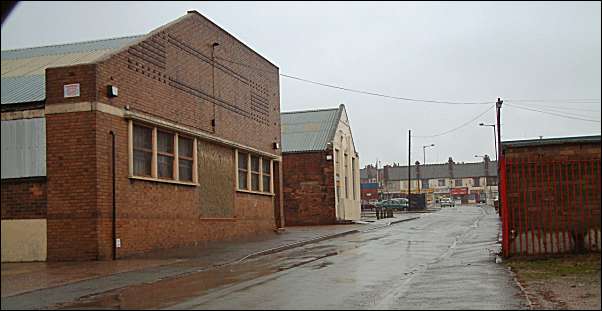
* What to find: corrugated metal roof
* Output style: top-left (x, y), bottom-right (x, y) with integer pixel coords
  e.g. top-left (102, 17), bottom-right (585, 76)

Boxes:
top-left (1, 35), bottom-right (143, 105)
top-left (502, 135), bottom-right (601, 149)
top-left (1, 75), bottom-right (45, 104)
top-left (281, 107), bottom-right (342, 153)
top-left (1, 35), bottom-right (143, 60)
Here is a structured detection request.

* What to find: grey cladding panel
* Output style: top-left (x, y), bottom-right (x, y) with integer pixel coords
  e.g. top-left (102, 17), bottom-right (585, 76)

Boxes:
top-left (1, 118), bottom-right (46, 178)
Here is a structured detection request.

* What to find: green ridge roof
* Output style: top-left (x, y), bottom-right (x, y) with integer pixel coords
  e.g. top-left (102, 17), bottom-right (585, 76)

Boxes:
top-left (280, 106), bottom-right (342, 153)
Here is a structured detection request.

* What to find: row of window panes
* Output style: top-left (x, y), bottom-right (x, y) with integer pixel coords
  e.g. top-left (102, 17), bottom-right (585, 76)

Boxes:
top-left (432, 178), bottom-right (493, 187)
top-left (238, 151), bottom-right (271, 193)
top-left (133, 124), bottom-right (194, 182)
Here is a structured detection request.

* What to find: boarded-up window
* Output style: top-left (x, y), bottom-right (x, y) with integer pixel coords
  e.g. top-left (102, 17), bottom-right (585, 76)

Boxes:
top-left (133, 125), bottom-right (152, 177)
top-left (199, 142), bottom-right (235, 218)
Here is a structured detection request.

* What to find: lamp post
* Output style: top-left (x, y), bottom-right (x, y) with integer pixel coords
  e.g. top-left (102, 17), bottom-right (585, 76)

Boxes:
top-left (475, 155), bottom-right (491, 206)
top-left (422, 144), bottom-right (435, 165)
top-left (375, 159), bottom-right (381, 201)
top-left (479, 123), bottom-right (497, 163)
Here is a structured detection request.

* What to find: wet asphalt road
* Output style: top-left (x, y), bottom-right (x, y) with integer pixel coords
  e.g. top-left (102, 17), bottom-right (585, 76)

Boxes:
top-left (56, 204), bottom-right (526, 310)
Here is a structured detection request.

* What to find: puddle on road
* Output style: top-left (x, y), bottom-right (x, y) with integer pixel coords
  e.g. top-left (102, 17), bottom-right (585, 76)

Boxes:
top-left (55, 260), bottom-right (277, 310)
top-left (52, 229), bottom-right (393, 310)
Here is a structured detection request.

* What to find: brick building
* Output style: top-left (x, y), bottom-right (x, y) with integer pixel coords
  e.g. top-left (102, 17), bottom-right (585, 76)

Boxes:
top-left (500, 135), bottom-right (601, 257)
top-left (281, 105), bottom-right (361, 225)
top-left (1, 11), bottom-right (284, 262)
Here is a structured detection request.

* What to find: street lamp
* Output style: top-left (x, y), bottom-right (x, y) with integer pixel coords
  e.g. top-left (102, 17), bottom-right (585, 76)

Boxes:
top-left (422, 144), bottom-right (435, 164)
top-left (479, 123), bottom-right (497, 163)
top-left (475, 155), bottom-right (492, 205)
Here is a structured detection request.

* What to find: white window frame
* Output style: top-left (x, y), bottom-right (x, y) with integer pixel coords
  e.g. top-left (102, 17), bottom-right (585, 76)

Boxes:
top-left (235, 149), bottom-right (274, 195)
top-left (128, 120), bottom-right (198, 186)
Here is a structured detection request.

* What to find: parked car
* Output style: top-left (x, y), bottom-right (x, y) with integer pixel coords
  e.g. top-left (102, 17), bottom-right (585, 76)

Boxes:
top-left (375, 198), bottom-right (409, 210)
top-left (440, 197), bottom-right (455, 207)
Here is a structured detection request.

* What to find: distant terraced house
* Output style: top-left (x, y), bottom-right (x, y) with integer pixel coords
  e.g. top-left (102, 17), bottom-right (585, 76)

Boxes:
top-left (379, 156), bottom-right (498, 204)
top-left (1, 11), bottom-right (285, 262)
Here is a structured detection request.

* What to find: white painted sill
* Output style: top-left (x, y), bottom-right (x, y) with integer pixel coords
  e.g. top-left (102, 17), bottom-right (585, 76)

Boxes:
top-left (129, 175), bottom-right (199, 187)
top-left (236, 189), bottom-right (275, 196)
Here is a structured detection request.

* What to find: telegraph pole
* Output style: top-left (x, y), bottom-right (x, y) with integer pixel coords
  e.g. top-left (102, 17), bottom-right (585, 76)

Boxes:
top-left (496, 98), bottom-right (503, 215)
top-left (408, 130), bottom-right (411, 207)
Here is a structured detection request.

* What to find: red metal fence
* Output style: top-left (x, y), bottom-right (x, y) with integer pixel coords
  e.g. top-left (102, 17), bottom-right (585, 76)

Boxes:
top-left (501, 157), bottom-right (601, 257)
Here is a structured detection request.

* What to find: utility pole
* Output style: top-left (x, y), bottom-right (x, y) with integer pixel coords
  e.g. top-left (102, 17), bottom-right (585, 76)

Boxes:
top-left (496, 98), bottom-right (503, 215)
top-left (408, 130), bottom-right (411, 208)
top-left (375, 158), bottom-right (379, 201)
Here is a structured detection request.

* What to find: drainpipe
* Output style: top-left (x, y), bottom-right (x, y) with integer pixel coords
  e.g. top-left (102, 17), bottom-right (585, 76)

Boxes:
top-left (110, 131), bottom-right (117, 260)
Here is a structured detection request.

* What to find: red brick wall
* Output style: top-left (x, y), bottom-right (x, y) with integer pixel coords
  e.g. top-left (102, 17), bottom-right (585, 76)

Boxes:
top-left (1, 177), bottom-right (47, 220)
top-left (45, 112), bottom-right (99, 261)
top-left (95, 12), bottom-right (281, 154)
top-left (93, 113), bottom-right (277, 258)
top-left (40, 12), bottom-right (282, 260)
top-left (283, 151), bottom-right (336, 226)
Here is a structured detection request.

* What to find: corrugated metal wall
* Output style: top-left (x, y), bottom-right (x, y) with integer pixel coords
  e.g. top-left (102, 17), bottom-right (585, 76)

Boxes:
top-left (1, 118), bottom-right (46, 178)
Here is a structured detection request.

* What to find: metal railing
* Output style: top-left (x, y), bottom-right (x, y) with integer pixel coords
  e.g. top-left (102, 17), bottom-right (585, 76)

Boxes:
top-left (501, 157), bottom-right (601, 257)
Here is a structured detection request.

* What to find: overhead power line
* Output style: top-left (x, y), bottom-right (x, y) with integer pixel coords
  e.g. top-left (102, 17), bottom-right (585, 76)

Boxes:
top-left (506, 98), bottom-right (601, 103)
top-left (217, 55), bottom-right (601, 110)
top-left (413, 105), bottom-right (495, 138)
top-left (215, 56), bottom-right (493, 106)
top-left (280, 74), bottom-right (494, 106)
top-left (505, 101), bottom-right (601, 112)
top-left (508, 103), bottom-right (600, 119)
top-left (505, 103), bottom-right (601, 123)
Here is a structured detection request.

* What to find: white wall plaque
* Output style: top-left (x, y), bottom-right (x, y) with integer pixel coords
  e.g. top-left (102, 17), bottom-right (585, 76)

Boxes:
top-left (63, 83), bottom-right (80, 98)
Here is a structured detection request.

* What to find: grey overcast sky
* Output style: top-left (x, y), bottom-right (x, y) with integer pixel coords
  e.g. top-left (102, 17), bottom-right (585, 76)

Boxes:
top-left (2, 1), bottom-right (601, 167)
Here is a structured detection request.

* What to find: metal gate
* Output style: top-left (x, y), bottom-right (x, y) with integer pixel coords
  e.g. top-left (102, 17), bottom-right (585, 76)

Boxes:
top-left (501, 157), bottom-right (601, 257)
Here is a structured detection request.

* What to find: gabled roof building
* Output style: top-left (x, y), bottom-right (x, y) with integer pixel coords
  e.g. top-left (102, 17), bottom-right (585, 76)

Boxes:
top-left (2, 11), bottom-right (283, 262)
top-left (281, 105), bottom-right (361, 225)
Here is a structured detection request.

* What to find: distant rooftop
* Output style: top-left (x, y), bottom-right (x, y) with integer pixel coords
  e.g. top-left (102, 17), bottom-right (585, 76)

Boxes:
top-left (384, 161), bottom-right (498, 180)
